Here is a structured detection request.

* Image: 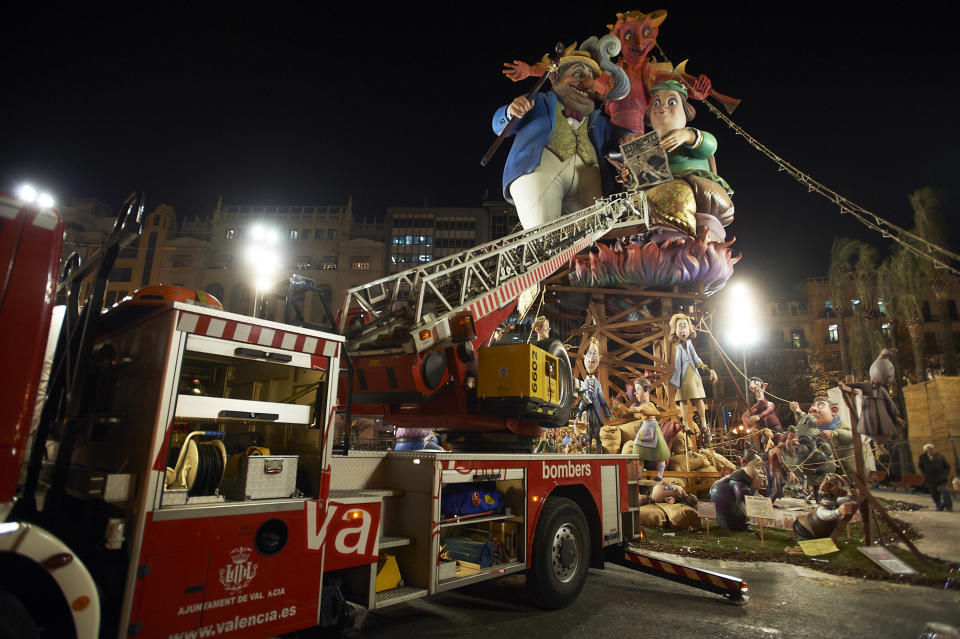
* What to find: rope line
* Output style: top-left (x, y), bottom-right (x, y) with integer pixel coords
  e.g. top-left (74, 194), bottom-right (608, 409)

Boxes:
top-left (654, 44), bottom-right (960, 276)
top-left (697, 318), bottom-right (793, 404)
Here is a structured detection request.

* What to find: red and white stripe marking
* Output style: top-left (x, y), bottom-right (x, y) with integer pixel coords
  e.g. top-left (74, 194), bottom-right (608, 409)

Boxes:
top-left (468, 237), bottom-right (593, 319)
top-left (177, 311), bottom-right (340, 358)
top-left (623, 551), bottom-right (742, 592)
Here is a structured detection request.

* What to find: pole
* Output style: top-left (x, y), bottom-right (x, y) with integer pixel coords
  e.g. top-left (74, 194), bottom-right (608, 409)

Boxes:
top-left (743, 346), bottom-right (749, 405)
top-left (481, 43), bottom-right (563, 167)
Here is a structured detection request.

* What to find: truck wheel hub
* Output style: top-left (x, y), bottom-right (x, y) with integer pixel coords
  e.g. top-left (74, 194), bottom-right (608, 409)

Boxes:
top-left (551, 523), bottom-right (579, 583)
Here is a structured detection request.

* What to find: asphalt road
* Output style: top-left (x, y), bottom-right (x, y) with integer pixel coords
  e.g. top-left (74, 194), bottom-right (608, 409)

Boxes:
top-left (352, 552), bottom-right (960, 639)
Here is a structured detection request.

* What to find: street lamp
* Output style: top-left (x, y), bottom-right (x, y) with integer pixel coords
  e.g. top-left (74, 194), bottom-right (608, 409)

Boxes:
top-left (726, 282), bottom-right (761, 406)
top-left (245, 224), bottom-right (282, 319)
top-left (16, 183), bottom-right (56, 209)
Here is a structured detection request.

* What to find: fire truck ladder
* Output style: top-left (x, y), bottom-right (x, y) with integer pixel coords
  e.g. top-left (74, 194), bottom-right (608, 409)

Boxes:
top-left (339, 190), bottom-right (650, 353)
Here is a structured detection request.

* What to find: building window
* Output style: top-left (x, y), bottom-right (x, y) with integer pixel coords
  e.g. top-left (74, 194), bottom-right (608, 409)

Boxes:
top-left (315, 229), bottom-right (324, 240)
top-left (769, 330), bottom-right (783, 345)
top-left (295, 256), bottom-right (312, 270)
top-left (289, 229), bottom-right (299, 240)
top-left (225, 228), bottom-right (235, 239)
top-left (950, 300), bottom-right (959, 321)
top-left (320, 256), bottom-right (337, 270)
top-left (351, 257), bottom-right (371, 270)
top-left (792, 330), bottom-right (805, 349)
top-left (153, 216), bottom-right (161, 228)
top-left (328, 229), bottom-right (337, 241)
top-left (109, 267), bottom-right (133, 282)
top-left (215, 255), bottom-right (233, 268)
top-left (302, 228), bottom-right (310, 240)
top-left (791, 304), bottom-right (798, 316)
top-left (827, 324), bottom-right (839, 343)
top-left (171, 255), bottom-right (192, 268)
top-left (770, 306), bottom-right (777, 317)
top-left (824, 300), bottom-right (833, 311)
top-left (881, 322), bottom-right (892, 339)
top-left (878, 299), bottom-right (887, 316)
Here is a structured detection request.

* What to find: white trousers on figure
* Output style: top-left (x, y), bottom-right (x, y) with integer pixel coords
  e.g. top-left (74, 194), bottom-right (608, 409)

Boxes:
top-left (509, 149), bottom-right (602, 230)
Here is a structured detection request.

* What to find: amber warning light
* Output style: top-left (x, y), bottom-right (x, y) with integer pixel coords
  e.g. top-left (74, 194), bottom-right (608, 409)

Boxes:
top-left (449, 313), bottom-right (476, 343)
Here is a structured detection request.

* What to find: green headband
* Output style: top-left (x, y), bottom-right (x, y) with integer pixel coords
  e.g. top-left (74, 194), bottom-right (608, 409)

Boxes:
top-left (649, 79), bottom-right (687, 97)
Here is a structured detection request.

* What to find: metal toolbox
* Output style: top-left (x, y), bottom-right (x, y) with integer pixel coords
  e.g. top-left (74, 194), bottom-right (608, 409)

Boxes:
top-left (234, 455), bottom-right (299, 500)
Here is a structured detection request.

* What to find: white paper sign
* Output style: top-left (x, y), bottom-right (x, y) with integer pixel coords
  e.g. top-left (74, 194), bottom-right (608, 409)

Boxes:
top-left (744, 495), bottom-right (775, 520)
top-left (697, 501), bottom-right (717, 519)
top-left (859, 546), bottom-right (917, 575)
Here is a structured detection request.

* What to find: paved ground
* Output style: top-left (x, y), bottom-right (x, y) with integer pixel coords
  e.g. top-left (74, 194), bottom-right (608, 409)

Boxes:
top-left (355, 554), bottom-right (960, 638)
top-left (870, 487), bottom-right (960, 563)
top-left (338, 486), bottom-right (960, 638)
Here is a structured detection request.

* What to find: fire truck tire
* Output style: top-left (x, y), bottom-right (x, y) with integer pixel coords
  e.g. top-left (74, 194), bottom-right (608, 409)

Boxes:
top-left (528, 497), bottom-right (590, 609)
top-left (0, 588), bottom-right (40, 639)
top-left (535, 339), bottom-right (574, 428)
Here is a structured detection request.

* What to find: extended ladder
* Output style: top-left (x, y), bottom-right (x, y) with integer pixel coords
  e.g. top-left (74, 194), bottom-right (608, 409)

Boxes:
top-left (340, 190), bottom-right (650, 353)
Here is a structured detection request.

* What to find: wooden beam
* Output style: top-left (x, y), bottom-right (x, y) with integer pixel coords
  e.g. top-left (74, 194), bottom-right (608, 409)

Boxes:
top-left (840, 385), bottom-right (923, 558)
top-left (610, 332), bottom-right (666, 359)
top-left (601, 303), bottom-right (652, 325)
top-left (568, 315), bottom-right (670, 333)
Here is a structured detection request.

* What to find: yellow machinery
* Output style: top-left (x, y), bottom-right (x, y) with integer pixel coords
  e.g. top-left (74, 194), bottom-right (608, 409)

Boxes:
top-left (477, 344), bottom-right (562, 420)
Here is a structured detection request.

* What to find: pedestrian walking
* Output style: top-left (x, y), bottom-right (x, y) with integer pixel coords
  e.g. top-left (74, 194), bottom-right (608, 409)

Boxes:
top-left (918, 443), bottom-right (953, 512)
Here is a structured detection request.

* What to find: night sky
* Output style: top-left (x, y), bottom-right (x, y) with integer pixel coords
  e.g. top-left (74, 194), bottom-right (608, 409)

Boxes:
top-left (3, 4), bottom-right (958, 293)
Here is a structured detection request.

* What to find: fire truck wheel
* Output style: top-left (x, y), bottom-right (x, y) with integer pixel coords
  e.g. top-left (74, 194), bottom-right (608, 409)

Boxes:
top-left (0, 588), bottom-right (39, 639)
top-left (535, 339), bottom-right (574, 428)
top-left (528, 497), bottom-right (590, 609)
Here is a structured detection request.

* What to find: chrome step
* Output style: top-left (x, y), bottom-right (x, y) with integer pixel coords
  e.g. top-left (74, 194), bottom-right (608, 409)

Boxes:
top-left (379, 535), bottom-right (412, 549)
top-left (374, 586), bottom-right (428, 608)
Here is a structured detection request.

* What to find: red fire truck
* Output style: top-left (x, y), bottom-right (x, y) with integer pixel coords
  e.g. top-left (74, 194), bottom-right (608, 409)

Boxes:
top-left (0, 191), bottom-right (745, 639)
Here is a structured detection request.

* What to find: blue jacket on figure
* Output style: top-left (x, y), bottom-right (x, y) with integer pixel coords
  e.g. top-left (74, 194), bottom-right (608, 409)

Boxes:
top-left (578, 374), bottom-right (611, 426)
top-left (492, 90), bottom-right (621, 203)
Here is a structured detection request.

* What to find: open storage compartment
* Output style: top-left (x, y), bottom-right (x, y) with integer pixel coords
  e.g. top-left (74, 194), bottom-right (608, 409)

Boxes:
top-left (160, 333), bottom-right (330, 508)
top-left (435, 468), bottom-right (526, 589)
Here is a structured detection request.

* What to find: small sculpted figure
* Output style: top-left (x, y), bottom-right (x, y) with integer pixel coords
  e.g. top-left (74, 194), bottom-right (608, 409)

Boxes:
top-left (709, 449), bottom-right (763, 530)
top-left (742, 377), bottom-right (780, 431)
top-left (789, 398), bottom-right (853, 499)
top-left (793, 474), bottom-right (858, 540)
top-left (532, 315), bottom-right (551, 341)
top-left (630, 377), bottom-right (670, 479)
top-left (578, 337), bottom-right (611, 453)
top-left (638, 479), bottom-right (698, 507)
top-left (668, 313), bottom-right (716, 439)
top-left (764, 432), bottom-right (797, 506)
top-left (848, 348), bottom-right (905, 443)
